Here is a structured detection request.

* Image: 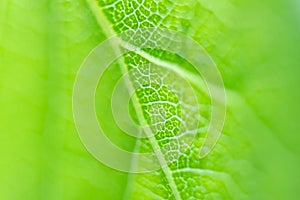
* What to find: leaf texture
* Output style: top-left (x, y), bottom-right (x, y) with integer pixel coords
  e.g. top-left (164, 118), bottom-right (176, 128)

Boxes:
top-left (89, 0), bottom-right (249, 199)
top-left (1, 0), bottom-right (300, 199)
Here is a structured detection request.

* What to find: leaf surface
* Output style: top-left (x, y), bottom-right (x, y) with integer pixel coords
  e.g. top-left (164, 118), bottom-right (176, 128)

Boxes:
top-left (1, 0), bottom-right (300, 200)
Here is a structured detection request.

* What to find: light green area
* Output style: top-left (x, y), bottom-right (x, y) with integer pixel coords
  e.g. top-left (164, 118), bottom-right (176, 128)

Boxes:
top-left (1, 0), bottom-right (300, 199)
top-left (0, 0), bottom-right (127, 199)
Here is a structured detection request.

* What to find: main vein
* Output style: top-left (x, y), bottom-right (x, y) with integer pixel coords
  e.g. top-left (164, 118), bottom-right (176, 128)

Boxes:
top-left (85, 0), bottom-right (182, 199)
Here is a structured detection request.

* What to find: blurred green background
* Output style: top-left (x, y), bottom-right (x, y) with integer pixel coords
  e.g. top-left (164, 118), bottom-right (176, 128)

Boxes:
top-left (0, 0), bottom-right (300, 199)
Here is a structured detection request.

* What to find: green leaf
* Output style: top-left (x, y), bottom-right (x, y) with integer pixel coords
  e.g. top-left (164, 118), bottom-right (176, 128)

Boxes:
top-left (80, 0), bottom-right (300, 199)
top-left (88, 0), bottom-right (300, 199)
top-left (1, 0), bottom-right (300, 200)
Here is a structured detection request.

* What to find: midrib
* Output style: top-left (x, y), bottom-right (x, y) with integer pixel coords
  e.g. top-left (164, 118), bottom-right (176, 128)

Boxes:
top-left (85, 0), bottom-right (182, 199)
